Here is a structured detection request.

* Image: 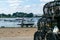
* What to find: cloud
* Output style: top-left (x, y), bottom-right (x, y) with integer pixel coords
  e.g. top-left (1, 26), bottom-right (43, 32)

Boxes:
top-left (25, 5), bottom-right (31, 8)
top-left (40, 0), bottom-right (54, 2)
top-left (17, 4), bottom-right (44, 15)
top-left (0, 0), bottom-right (54, 15)
top-left (5, 0), bottom-right (24, 14)
top-left (7, 0), bottom-right (23, 6)
top-left (25, 0), bottom-right (29, 1)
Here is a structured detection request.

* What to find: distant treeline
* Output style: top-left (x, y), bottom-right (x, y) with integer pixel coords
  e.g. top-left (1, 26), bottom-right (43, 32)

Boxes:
top-left (0, 12), bottom-right (41, 18)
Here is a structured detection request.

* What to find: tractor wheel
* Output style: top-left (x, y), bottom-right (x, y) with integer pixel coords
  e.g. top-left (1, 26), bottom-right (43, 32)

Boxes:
top-left (34, 31), bottom-right (43, 40)
top-left (45, 33), bottom-right (57, 40)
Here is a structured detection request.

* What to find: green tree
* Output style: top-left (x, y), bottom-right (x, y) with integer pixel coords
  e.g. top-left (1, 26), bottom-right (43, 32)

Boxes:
top-left (12, 12), bottom-right (28, 17)
top-left (1, 13), bottom-right (7, 18)
top-left (26, 13), bottom-right (34, 17)
top-left (7, 14), bottom-right (11, 17)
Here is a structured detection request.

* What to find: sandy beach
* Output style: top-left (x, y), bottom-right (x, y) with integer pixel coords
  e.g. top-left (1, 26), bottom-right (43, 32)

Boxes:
top-left (0, 36), bottom-right (34, 40)
top-left (0, 28), bottom-right (37, 37)
top-left (0, 28), bottom-right (37, 40)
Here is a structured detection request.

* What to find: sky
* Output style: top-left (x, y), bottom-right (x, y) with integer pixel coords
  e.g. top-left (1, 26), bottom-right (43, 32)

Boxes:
top-left (0, 0), bottom-right (54, 15)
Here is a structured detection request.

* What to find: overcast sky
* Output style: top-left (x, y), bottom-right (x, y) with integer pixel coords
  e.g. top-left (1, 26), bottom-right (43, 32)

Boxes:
top-left (0, 0), bottom-right (54, 15)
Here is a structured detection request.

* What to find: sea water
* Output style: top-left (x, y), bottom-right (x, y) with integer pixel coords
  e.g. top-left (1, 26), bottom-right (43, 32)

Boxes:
top-left (0, 17), bottom-right (40, 27)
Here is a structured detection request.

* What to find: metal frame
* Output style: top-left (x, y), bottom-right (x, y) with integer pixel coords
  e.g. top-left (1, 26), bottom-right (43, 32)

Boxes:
top-left (43, 1), bottom-right (60, 17)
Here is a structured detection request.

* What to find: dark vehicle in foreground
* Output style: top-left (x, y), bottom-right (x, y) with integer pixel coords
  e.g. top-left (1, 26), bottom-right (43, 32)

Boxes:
top-left (34, 0), bottom-right (60, 40)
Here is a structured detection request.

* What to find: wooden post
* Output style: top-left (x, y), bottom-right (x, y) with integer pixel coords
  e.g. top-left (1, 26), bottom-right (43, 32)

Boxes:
top-left (21, 17), bottom-right (24, 28)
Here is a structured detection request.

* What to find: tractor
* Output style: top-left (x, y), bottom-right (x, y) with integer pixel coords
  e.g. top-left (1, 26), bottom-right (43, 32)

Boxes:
top-left (34, 0), bottom-right (60, 40)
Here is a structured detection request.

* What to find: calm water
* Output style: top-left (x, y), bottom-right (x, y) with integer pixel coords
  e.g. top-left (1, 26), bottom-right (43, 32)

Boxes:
top-left (0, 18), bottom-right (40, 27)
